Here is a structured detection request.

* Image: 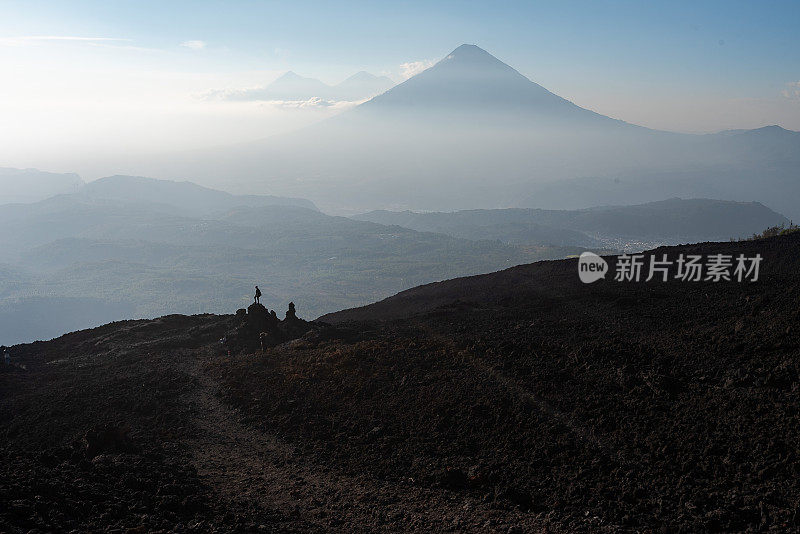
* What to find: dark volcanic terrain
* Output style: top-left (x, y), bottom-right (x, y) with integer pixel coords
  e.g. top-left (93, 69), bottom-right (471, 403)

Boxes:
top-left (2, 232), bottom-right (799, 532)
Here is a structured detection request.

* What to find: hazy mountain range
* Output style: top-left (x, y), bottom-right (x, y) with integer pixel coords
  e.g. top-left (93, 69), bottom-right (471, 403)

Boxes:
top-left (354, 198), bottom-right (788, 250)
top-left (2, 44), bottom-right (797, 343)
top-left (0, 172), bottom-right (315, 211)
top-left (0, 174), bottom-right (788, 344)
top-left (206, 70), bottom-right (395, 102)
top-left (0, 176), bottom-right (537, 344)
top-left (0, 167), bottom-right (84, 204)
top-left (126, 44), bottom-right (799, 220)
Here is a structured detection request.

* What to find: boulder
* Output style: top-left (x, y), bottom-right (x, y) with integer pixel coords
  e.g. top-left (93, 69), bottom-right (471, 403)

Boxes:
top-left (285, 302), bottom-right (298, 321)
top-left (246, 303), bottom-right (278, 333)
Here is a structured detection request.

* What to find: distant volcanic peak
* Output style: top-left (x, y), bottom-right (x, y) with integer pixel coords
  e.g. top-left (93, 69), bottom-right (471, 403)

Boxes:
top-left (258, 71), bottom-right (334, 100)
top-left (260, 70), bottom-right (393, 101)
top-left (434, 44), bottom-right (522, 74)
top-left (346, 71), bottom-right (382, 81)
top-left (277, 70), bottom-right (305, 80)
top-left (357, 43), bottom-right (582, 116)
top-left (273, 71), bottom-right (328, 87)
top-left (402, 43), bottom-right (549, 95)
top-left (337, 71), bottom-right (394, 90)
top-left (444, 44), bottom-right (507, 63)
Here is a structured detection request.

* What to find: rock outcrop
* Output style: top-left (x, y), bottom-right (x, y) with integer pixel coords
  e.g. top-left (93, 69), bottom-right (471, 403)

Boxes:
top-left (231, 301), bottom-right (314, 351)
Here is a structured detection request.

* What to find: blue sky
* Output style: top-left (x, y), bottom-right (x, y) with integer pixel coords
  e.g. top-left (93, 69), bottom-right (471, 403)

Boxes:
top-left (1, 0), bottom-right (798, 173)
top-left (3, 0), bottom-right (797, 87)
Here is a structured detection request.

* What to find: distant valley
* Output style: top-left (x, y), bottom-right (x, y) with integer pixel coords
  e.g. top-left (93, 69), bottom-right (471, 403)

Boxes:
top-left (0, 175), bottom-right (539, 344)
top-left (0, 173), bottom-right (789, 344)
top-left (354, 198), bottom-right (789, 251)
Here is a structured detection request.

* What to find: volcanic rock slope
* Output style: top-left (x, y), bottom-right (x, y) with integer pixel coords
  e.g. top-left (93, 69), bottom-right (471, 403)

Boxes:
top-left (2, 232), bottom-right (800, 532)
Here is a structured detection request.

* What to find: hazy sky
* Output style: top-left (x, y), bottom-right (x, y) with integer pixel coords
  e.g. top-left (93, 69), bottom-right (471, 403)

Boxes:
top-left (1, 0), bottom-right (799, 176)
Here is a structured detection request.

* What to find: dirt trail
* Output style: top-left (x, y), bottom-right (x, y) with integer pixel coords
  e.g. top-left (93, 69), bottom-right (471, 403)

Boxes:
top-left (180, 347), bottom-right (546, 533)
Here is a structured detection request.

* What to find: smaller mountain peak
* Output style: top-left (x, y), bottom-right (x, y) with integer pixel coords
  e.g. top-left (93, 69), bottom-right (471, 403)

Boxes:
top-left (744, 125), bottom-right (795, 136)
top-left (278, 70), bottom-right (303, 80)
top-left (348, 71), bottom-right (378, 80)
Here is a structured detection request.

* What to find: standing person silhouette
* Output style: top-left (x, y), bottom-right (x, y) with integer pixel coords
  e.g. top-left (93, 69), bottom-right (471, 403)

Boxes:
top-left (254, 285), bottom-right (262, 304)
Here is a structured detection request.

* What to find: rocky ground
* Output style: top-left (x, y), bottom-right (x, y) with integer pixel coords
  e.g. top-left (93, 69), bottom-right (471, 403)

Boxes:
top-left (2, 232), bottom-right (799, 532)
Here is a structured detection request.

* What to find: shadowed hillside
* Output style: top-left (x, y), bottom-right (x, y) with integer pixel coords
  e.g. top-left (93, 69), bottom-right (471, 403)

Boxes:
top-left (3, 232), bottom-right (799, 531)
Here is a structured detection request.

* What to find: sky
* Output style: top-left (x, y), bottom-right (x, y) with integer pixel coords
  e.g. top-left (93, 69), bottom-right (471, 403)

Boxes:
top-left (1, 0), bottom-right (799, 176)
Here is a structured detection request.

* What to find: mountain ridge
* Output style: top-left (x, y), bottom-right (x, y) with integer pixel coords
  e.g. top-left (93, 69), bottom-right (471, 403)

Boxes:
top-left (77, 174), bottom-right (318, 214)
top-left (353, 198), bottom-right (789, 247)
top-left (216, 69), bottom-right (395, 102)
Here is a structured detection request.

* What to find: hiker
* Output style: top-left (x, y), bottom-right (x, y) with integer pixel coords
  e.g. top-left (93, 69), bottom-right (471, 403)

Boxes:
top-left (3, 347), bottom-right (9, 366)
top-left (254, 285), bottom-right (262, 304)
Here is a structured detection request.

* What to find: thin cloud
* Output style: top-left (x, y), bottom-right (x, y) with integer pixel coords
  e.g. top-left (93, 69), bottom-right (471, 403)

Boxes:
top-left (399, 59), bottom-right (434, 80)
top-left (0, 35), bottom-right (132, 47)
top-left (266, 97), bottom-right (362, 110)
top-left (198, 91), bottom-right (362, 110)
top-left (86, 42), bottom-right (159, 53)
top-left (181, 40), bottom-right (206, 50)
top-left (199, 88), bottom-right (354, 104)
top-left (781, 81), bottom-right (800, 101)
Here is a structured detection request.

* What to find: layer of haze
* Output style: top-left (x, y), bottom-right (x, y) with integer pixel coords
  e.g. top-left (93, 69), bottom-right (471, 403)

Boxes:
top-left (1, 0), bottom-right (799, 180)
